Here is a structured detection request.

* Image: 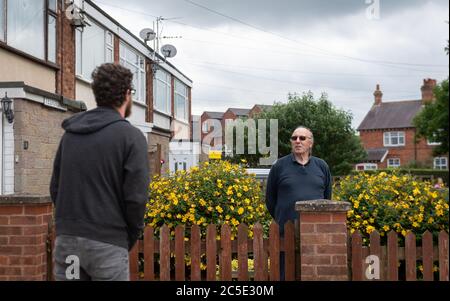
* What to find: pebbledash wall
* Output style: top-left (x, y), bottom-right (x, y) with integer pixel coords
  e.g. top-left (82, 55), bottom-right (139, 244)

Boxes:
top-left (0, 83), bottom-right (85, 195)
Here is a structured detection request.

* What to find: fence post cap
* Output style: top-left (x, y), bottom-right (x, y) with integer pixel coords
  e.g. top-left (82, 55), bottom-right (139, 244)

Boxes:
top-left (295, 199), bottom-right (351, 212)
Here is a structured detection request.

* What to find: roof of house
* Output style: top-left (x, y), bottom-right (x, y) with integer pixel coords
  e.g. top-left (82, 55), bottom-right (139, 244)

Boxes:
top-left (358, 100), bottom-right (423, 131)
top-left (229, 108), bottom-right (251, 117)
top-left (364, 148), bottom-right (389, 162)
top-left (255, 104), bottom-right (273, 110)
top-left (204, 111), bottom-right (225, 119)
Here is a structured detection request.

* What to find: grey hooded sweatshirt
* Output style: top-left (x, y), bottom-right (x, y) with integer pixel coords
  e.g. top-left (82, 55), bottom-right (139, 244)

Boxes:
top-left (50, 106), bottom-right (149, 251)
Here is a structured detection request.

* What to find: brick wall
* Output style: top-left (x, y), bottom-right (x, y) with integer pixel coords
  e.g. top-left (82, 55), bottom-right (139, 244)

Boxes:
top-left (57, 1), bottom-right (76, 99)
top-left (13, 99), bottom-right (74, 195)
top-left (296, 200), bottom-right (351, 281)
top-left (0, 196), bottom-right (53, 281)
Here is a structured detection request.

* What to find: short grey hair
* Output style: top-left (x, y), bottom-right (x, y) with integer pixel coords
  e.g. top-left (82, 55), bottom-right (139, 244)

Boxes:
top-left (293, 126), bottom-right (314, 143)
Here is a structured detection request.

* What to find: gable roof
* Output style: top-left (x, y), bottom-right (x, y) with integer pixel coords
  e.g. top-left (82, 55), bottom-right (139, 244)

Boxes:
top-left (229, 108), bottom-right (251, 117)
top-left (358, 100), bottom-right (423, 131)
top-left (203, 111), bottom-right (225, 119)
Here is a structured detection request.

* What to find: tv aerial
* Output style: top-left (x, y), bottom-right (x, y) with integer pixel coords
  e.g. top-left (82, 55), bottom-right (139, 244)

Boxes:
top-left (139, 17), bottom-right (181, 77)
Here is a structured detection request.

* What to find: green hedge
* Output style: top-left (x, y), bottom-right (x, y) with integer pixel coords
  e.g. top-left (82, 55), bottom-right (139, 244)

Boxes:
top-left (348, 169), bottom-right (449, 185)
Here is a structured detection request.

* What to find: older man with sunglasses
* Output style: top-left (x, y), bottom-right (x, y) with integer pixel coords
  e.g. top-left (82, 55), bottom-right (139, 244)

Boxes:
top-left (265, 126), bottom-right (332, 280)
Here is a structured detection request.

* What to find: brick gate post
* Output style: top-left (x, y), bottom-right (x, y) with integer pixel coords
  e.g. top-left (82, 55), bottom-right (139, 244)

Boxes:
top-left (295, 199), bottom-right (351, 281)
top-left (0, 196), bottom-right (53, 281)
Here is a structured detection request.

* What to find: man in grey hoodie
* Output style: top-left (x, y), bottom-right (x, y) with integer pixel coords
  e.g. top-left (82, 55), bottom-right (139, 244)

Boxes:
top-left (50, 63), bottom-right (149, 281)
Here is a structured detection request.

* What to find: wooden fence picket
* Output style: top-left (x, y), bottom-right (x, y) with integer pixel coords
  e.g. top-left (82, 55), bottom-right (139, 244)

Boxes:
top-left (160, 225), bottom-right (170, 281)
top-left (351, 231), bottom-right (363, 281)
top-left (206, 224), bottom-right (217, 281)
top-left (220, 224), bottom-right (232, 281)
top-left (237, 223), bottom-right (249, 281)
top-left (253, 223), bottom-right (266, 281)
top-left (405, 232), bottom-right (417, 281)
top-left (439, 230), bottom-right (449, 281)
top-left (387, 231), bottom-right (398, 281)
top-left (175, 225), bottom-right (185, 281)
top-left (143, 226), bottom-right (155, 281)
top-left (269, 222), bottom-right (280, 281)
top-left (190, 225), bottom-right (201, 281)
top-left (422, 231), bottom-right (433, 281)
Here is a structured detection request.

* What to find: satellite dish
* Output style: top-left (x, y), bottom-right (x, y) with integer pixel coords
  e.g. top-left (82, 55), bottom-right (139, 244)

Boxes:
top-left (161, 44), bottom-right (177, 58)
top-left (139, 28), bottom-right (156, 42)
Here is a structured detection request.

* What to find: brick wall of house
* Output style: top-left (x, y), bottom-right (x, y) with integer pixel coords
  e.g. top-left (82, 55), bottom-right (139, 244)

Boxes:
top-left (13, 99), bottom-right (74, 195)
top-left (249, 106), bottom-right (262, 118)
top-left (359, 128), bottom-right (437, 168)
top-left (57, 1), bottom-right (76, 99)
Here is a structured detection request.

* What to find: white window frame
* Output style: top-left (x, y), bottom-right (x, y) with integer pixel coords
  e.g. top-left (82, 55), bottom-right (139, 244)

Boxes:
top-left (174, 79), bottom-right (189, 122)
top-left (119, 42), bottom-right (146, 104)
top-left (76, 18), bottom-right (114, 81)
top-left (387, 158), bottom-right (401, 168)
top-left (356, 163), bottom-right (378, 171)
top-left (384, 131), bottom-right (405, 147)
top-left (153, 69), bottom-right (172, 115)
top-left (434, 157), bottom-right (448, 170)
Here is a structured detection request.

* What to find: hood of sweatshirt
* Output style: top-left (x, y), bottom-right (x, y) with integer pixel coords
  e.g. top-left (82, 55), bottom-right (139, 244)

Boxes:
top-left (62, 106), bottom-right (127, 134)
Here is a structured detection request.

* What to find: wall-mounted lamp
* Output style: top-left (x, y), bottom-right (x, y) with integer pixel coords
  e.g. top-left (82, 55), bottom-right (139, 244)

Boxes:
top-left (1, 92), bottom-right (14, 124)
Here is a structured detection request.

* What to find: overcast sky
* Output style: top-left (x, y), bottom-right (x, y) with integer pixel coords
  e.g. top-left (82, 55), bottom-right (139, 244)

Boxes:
top-left (91, 0), bottom-right (449, 129)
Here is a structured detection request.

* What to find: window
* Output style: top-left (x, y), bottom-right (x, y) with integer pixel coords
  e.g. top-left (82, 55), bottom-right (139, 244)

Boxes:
top-left (202, 121), bottom-right (209, 133)
top-left (175, 79), bottom-right (189, 121)
top-left (0, 0), bottom-right (5, 41)
top-left (120, 42), bottom-right (146, 103)
top-left (356, 163), bottom-right (378, 171)
top-left (434, 157), bottom-right (448, 170)
top-left (47, 14), bottom-right (57, 63)
top-left (384, 132), bottom-right (405, 146)
top-left (387, 158), bottom-right (401, 168)
top-left (7, 0), bottom-right (45, 59)
top-left (153, 69), bottom-right (171, 114)
top-left (76, 19), bottom-right (114, 80)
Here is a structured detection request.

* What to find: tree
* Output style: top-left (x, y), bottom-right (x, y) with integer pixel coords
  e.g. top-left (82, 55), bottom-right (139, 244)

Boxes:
top-left (226, 92), bottom-right (367, 176)
top-left (413, 79), bottom-right (449, 155)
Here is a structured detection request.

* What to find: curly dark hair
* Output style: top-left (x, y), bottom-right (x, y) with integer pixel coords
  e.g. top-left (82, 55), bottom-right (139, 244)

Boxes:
top-left (91, 63), bottom-right (133, 108)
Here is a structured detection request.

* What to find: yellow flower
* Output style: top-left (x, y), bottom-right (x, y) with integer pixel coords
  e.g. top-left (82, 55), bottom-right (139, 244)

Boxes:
top-left (216, 206), bottom-right (223, 214)
top-left (237, 207), bottom-right (244, 215)
top-left (366, 225), bottom-right (375, 233)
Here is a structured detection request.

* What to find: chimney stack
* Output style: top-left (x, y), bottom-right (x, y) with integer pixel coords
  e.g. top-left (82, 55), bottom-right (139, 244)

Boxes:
top-left (374, 84), bottom-right (383, 105)
top-left (421, 78), bottom-right (437, 104)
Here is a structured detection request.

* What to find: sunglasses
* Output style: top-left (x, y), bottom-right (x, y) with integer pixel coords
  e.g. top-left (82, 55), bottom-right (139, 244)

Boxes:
top-left (291, 135), bottom-right (311, 141)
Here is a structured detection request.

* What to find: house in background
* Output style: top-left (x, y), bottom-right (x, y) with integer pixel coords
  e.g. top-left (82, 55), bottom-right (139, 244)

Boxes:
top-left (356, 79), bottom-right (448, 170)
top-left (249, 104), bottom-right (273, 118)
top-left (200, 111), bottom-right (225, 151)
top-left (0, 0), bottom-right (193, 195)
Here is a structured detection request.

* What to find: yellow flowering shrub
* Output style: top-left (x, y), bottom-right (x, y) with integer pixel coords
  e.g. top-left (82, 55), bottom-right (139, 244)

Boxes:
top-left (145, 160), bottom-right (271, 240)
top-left (333, 171), bottom-right (449, 243)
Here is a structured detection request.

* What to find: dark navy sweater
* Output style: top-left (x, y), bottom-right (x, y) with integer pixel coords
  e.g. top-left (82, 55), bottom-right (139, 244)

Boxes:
top-left (265, 154), bottom-right (332, 234)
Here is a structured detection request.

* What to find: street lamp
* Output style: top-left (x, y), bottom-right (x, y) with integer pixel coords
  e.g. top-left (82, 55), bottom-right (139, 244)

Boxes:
top-left (1, 92), bottom-right (14, 124)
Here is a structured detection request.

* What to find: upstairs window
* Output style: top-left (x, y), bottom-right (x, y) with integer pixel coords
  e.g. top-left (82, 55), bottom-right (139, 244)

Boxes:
top-left (120, 42), bottom-right (146, 103)
top-left (384, 131), bottom-right (405, 147)
top-left (175, 79), bottom-right (189, 121)
top-left (76, 19), bottom-right (114, 81)
top-left (153, 69), bottom-right (171, 114)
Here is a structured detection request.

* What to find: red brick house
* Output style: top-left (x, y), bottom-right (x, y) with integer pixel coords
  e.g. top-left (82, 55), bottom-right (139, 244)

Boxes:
top-left (200, 111), bottom-right (224, 150)
top-left (249, 104), bottom-right (273, 118)
top-left (356, 79), bottom-right (448, 170)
